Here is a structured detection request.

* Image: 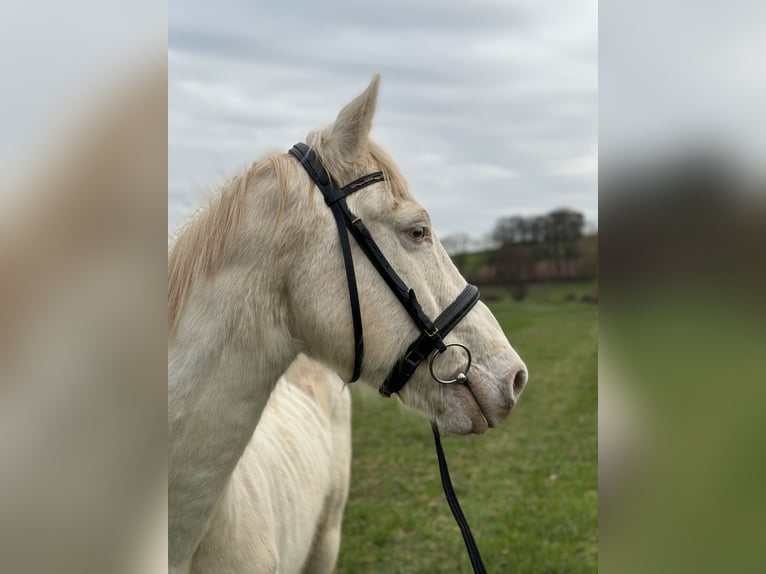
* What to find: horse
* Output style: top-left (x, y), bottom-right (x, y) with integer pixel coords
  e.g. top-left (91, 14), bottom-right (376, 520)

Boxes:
top-left (168, 75), bottom-right (528, 573)
top-left (191, 355), bottom-right (351, 573)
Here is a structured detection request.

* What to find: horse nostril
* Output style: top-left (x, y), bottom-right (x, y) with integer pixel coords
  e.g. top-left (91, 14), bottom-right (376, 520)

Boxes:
top-left (512, 369), bottom-right (528, 400)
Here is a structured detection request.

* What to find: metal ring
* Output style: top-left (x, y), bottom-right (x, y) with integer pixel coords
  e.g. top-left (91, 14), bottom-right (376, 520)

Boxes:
top-left (428, 343), bottom-right (472, 384)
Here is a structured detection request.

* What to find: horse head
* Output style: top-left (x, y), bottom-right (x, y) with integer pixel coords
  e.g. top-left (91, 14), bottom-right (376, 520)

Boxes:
top-left (284, 76), bottom-right (528, 434)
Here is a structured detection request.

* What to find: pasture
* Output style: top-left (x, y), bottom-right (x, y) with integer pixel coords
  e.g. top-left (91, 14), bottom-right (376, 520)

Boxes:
top-left (338, 282), bottom-right (598, 573)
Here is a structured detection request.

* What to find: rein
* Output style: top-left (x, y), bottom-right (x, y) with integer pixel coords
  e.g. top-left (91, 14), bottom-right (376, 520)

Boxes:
top-left (432, 422), bottom-right (488, 574)
top-left (289, 143), bottom-right (488, 573)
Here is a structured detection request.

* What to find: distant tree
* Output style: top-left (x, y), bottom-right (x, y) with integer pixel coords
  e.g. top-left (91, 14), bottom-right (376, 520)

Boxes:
top-left (492, 216), bottom-right (525, 246)
top-left (492, 216), bottom-right (531, 288)
top-left (491, 208), bottom-right (586, 282)
top-left (546, 209), bottom-right (584, 278)
top-left (530, 215), bottom-right (549, 260)
top-left (494, 242), bottom-right (534, 280)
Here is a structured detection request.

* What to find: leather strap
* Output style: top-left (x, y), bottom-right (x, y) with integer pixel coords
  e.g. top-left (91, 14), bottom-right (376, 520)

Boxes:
top-left (289, 142), bottom-right (489, 574)
top-left (345, 215), bottom-right (442, 337)
top-left (379, 284), bottom-right (480, 397)
top-left (289, 143), bottom-right (479, 392)
top-left (289, 144), bottom-right (376, 382)
top-left (330, 204), bottom-right (364, 382)
top-left (326, 172), bottom-right (385, 205)
top-left (432, 421), bottom-right (488, 574)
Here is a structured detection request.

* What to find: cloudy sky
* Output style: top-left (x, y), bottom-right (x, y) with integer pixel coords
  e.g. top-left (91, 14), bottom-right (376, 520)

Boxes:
top-left (169, 0), bottom-right (598, 240)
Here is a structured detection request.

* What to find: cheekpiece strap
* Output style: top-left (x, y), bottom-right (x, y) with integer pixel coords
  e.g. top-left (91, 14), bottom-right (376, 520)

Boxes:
top-left (289, 143), bottom-right (370, 382)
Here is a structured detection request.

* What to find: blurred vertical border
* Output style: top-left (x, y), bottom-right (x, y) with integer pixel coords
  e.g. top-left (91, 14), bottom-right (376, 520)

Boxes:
top-left (601, 1), bottom-right (766, 572)
top-left (2, 0), bottom-right (765, 572)
top-left (0, 1), bottom-right (167, 573)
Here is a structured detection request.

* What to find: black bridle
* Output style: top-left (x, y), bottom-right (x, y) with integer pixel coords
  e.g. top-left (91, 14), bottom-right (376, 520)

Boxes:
top-left (289, 143), bottom-right (489, 574)
top-left (289, 143), bottom-right (480, 394)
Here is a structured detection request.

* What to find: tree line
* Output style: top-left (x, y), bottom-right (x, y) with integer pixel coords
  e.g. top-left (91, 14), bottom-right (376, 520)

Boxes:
top-left (443, 208), bottom-right (597, 295)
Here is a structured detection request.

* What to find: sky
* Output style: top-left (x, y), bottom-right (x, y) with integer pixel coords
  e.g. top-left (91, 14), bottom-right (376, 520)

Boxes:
top-left (168, 0), bottom-right (598, 240)
top-left (600, 0), bottom-right (766, 176)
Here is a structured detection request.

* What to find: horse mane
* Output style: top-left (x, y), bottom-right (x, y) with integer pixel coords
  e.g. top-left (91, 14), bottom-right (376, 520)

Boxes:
top-left (168, 156), bottom-right (292, 337)
top-left (168, 141), bottom-right (412, 338)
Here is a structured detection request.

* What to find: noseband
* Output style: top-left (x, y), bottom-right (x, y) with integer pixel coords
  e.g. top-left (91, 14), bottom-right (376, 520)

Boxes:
top-left (288, 143), bottom-right (480, 396)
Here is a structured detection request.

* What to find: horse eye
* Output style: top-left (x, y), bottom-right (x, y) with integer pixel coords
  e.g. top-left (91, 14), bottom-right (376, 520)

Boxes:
top-left (409, 226), bottom-right (427, 241)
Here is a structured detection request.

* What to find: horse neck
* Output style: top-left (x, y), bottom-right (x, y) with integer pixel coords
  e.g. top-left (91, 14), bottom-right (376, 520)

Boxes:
top-left (168, 181), bottom-right (302, 566)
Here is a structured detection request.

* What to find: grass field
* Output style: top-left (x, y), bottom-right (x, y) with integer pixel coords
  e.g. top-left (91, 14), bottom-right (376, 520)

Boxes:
top-left (337, 282), bottom-right (598, 573)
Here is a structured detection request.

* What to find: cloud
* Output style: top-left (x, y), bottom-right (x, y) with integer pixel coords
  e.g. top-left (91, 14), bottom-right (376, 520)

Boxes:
top-left (169, 0), bottom-right (598, 237)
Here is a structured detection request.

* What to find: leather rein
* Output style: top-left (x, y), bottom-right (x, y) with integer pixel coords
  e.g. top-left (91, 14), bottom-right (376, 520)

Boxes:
top-left (289, 143), bottom-right (489, 573)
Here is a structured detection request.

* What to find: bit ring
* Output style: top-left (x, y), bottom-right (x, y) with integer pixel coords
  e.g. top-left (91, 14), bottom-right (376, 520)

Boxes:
top-left (428, 343), bottom-right (472, 384)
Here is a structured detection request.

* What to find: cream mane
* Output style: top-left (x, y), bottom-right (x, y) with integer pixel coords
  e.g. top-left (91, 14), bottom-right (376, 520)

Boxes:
top-left (167, 142), bottom-right (412, 338)
top-left (168, 157), bottom-right (284, 337)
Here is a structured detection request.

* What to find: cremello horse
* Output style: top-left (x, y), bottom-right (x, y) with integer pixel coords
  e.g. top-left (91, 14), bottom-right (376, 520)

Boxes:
top-left (168, 75), bottom-right (528, 573)
top-left (194, 355), bottom-right (351, 573)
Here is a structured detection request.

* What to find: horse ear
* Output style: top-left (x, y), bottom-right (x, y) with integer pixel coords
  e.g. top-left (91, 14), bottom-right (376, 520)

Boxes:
top-left (324, 74), bottom-right (380, 162)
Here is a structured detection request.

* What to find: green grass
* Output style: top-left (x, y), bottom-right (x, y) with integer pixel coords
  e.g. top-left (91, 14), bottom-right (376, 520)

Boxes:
top-left (337, 283), bottom-right (598, 573)
top-left (480, 281), bottom-right (597, 305)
